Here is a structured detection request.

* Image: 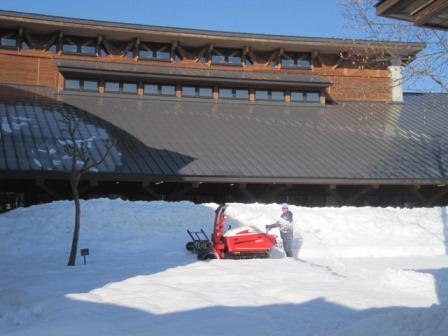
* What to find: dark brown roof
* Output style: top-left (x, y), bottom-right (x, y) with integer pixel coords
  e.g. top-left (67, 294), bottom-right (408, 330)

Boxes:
top-left (1, 84), bottom-right (448, 185)
top-left (57, 59), bottom-right (331, 88)
top-left (376, 0), bottom-right (448, 30)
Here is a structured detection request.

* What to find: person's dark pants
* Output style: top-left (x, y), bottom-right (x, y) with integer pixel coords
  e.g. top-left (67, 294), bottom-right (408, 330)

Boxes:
top-left (280, 228), bottom-right (293, 257)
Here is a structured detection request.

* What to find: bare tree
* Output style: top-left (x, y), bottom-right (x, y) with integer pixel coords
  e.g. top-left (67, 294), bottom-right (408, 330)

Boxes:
top-left (342, 0), bottom-right (448, 92)
top-left (63, 110), bottom-right (115, 266)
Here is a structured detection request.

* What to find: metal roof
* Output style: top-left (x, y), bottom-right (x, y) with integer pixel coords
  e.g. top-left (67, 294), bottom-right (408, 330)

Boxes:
top-left (57, 59), bottom-right (331, 88)
top-left (1, 84), bottom-right (448, 185)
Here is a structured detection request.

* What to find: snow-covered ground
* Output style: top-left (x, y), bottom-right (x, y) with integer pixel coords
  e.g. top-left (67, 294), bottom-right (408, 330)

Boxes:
top-left (1, 199), bottom-right (448, 335)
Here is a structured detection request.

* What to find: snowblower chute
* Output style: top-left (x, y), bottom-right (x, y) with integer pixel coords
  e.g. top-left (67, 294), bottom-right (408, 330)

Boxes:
top-left (186, 204), bottom-right (277, 260)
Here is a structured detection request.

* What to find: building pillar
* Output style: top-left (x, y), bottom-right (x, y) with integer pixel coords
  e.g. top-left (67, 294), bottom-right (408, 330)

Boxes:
top-left (388, 56), bottom-right (403, 103)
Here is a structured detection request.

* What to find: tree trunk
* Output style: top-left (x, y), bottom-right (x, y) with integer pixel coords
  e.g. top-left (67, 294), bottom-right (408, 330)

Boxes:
top-left (67, 179), bottom-right (81, 266)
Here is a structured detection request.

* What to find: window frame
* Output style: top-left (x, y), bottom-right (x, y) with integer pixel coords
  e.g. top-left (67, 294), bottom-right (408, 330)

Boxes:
top-left (281, 52), bottom-right (312, 69)
top-left (211, 48), bottom-right (243, 66)
top-left (255, 89), bottom-right (286, 102)
top-left (61, 36), bottom-right (97, 56)
top-left (290, 91), bottom-right (321, 103)
top-left (138, 43), bottom-right (172, 62)
top-left (64, 78), bottom-right (99, 92)
top-left (0, 31), bottom-right (18, 49)
top-left (219, 87), bottom-right (249, 100)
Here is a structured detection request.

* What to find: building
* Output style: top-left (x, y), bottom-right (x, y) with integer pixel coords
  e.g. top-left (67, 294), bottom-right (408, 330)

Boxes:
top-left (0, 10), bottom-right (447, 210)
top-left (376, 0), bottom-right (448, 30)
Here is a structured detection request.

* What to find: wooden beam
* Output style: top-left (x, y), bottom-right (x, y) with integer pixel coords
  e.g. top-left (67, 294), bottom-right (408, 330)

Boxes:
top-left (312, 49), bottom-right (325, 67)
top-left (239, 184), bottom-right (257, 202)
top-left (79, 180), bottom-right (98, 195)
top-left (346, 186), bottom-right (372, 204)
top-left (171, 40), bottom-right (178, 61)
top-left (142, 181), bottom-right (163, 200)
top-left (96, 35), bottom-right (103, 56)
top-left (169, 184), bottom-right (193, 198)
top-left (427, 186), bottom-right (448, 206)
top-left (376, 0), bottom-right (402, 16)
top-left (35, 179), bottom-right (60, 200)
top-left (414, 0), bottom-right (448, 26)
top-left (409, 186), bottom-right (426, 205)
top-left (326, 185), bottom-right (343, 205)
top-left (332, 53), bottom-right (345, 69)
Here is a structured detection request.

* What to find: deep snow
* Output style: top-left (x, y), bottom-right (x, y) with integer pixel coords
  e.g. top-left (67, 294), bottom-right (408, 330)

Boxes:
top-left (0, 199), bottom-right (448, 335)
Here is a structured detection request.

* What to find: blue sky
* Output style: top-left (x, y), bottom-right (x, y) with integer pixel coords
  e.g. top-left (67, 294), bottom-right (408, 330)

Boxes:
top-left (0, 0), bottom-right (356, 39)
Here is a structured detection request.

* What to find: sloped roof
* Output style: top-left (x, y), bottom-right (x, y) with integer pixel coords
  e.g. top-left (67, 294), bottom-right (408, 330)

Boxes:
top-left (1, 84), bottom-right (448, 184)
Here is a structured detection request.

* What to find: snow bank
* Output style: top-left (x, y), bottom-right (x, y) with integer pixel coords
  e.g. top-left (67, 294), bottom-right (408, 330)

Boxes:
top-left (0, 200), bottom-right (446, 263)
top-left (227, 203), bottom-right (448, 258)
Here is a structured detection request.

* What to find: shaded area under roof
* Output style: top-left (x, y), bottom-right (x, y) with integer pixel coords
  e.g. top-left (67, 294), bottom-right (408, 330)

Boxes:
top-left (1, 84), bottom-right (448, 185)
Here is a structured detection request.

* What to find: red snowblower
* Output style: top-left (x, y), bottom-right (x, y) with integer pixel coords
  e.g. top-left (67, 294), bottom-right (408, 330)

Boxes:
top-left (186, 204), bottom-right (277, 260)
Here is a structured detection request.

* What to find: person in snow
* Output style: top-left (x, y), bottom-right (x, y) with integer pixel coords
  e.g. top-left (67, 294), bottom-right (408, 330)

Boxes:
top-left (266, 203), bottom-right (294, 257)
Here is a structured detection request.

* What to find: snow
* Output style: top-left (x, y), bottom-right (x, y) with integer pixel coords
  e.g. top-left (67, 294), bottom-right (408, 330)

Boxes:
top-left (0, 199), bottom-right (447, 335)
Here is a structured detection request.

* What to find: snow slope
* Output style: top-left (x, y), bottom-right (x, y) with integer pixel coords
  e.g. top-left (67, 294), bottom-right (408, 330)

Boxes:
top-left (0, 199), bottom-right (448, 335)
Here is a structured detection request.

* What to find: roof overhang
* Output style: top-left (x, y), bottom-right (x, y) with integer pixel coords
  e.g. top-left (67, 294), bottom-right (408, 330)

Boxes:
top-left (0, 10), bottom-right (425, 58)
top-left (376, 0), bottom-right (448, 30)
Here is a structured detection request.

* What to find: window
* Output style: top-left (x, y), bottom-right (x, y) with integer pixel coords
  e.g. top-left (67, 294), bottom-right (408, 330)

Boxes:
top-left (271, 91), bottom-right (285, 101)
top-left (83, 80), bottom-right (98, 91)
top-left (182, 86), bottom-right (196, 97)
top-left (181, 86), bottom-right (213, 98)
top-left (290, 91), bottom-right (321, 103)
top-left (144, 84), bottom-right (158, 95)
top-left (105, 81), bottom-right (120, 93)
top-left (219, 88), bottom-right (233, 99)
top-left (219, 88), bottom-right (249, 100)
top-left (0, 31), bottom-right (17, 48)
top-left (139, 43), bottom-right (171, 61)
top-left (80, 44), bottom-right (96, 55)
top-left (156, 50), bottom-right (170, 60)
top-left (255, 90), bottom-right (269, 100)
top-left (139, 49), bottom-right (153, 59)
top-left (21, 41), bottom-right (29, 51)
top-left (281, 52), bottom-right (311, 68)
top-left (122, 82), bottom-right (137, 94)
top-left (64, 79), bottom-right (99, 92)
top-left (62, 36), bottom-right (97, 55)
top-left (235, 89), bottom-right (249, 99)
top-left (143, 84), bottom-right (176, 96)
top-left (211, 48), bottom-right (243, 65)
top-left (306, 92), bottom-right (320, 102)
top-left (211, 53), bottom-right (225, 64)
top-left (48, 45), bottom-right (57, 53)
top-left (62, 42), bottom-right (77, 53)
top-left (255, 90), bottom-right (285, 101)
top-left (199, 87), bottom-right (213, 98)
top-left (65, 79), bottom-right (81, 90)
top-left (291, 91), bottom-right (304, 102)
top-left (161, 85), bottom-right (175, 96)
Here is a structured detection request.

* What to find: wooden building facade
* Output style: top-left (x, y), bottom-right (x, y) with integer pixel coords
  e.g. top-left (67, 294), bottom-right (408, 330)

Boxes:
top-left (1, 10), bottom-right (447, 210)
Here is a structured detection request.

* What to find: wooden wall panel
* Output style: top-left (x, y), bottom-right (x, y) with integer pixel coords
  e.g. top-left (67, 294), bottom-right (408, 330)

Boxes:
top-left (0, 51), bottom-right (59, 88)
top-left (0, 49), bottom-right (393, 101)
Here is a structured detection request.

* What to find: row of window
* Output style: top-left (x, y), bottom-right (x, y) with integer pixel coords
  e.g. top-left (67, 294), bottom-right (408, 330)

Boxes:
top-left (0, 30), bottom-right (311, 68)
top-left (64, 79), bottom-right (321, 103)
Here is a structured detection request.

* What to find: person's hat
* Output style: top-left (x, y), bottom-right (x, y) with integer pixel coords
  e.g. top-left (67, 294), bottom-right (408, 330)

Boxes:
top-left (281, 203), bottom-right (289, 209)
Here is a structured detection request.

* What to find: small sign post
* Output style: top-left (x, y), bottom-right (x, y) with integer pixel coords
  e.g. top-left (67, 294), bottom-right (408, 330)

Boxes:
top-left (80, 248), bottom-right (90, 264)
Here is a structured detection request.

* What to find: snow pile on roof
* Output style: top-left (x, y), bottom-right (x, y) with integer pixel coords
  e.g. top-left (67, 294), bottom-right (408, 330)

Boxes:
top-left (0, 199), bottom-right (447, 335)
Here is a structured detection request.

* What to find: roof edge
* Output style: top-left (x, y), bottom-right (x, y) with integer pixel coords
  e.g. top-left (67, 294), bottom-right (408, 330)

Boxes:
top-left (0, 10), bottom-right (426, 53)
